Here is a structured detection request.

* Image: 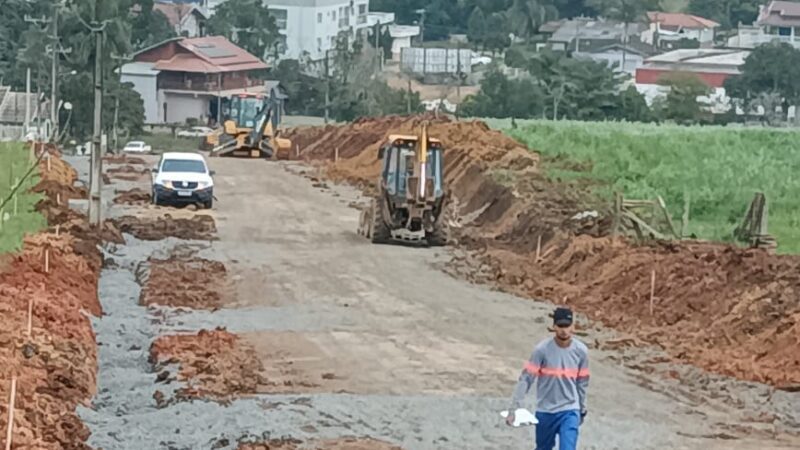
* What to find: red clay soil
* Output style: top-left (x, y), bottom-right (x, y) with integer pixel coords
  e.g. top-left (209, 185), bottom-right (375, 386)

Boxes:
top-left (113, 187), bottom-right (151, 205)
top-left (150, 328), bottom-right (266, 403)
top-left (288, 115), bottom-right (800, 389)
top-left (238, 438), bottom-right (404, 449)
top-left (112, 214), bottom-right (217, 241)
top-left (0, 150), bottom-right (101, 449)
top-left (141, 255), bottom-right (227, 309)
top-left (103, 154), bottom-right (147, 165)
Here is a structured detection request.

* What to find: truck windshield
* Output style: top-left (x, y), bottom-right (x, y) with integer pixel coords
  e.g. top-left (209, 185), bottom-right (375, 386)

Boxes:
top-left (161, 159), bottom-right (206, 173)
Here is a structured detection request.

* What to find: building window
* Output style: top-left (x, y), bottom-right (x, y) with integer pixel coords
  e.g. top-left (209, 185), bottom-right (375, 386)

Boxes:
top-left (318, 12), bottom-right (322, 23)
top-left (317, 37), bottom-right (322, 49)
top-left (271, 8), bottom-right (288, 30)
top-left (359, 4), bottom-right (366, 15)
top-left (332, 10), bottom-right (336, 21)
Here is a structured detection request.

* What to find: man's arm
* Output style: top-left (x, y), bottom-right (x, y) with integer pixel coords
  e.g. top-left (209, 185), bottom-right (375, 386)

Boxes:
top-left (509, 346), bottom-right (543, 411)
top-left (576, 347), bottom-right (590, 413)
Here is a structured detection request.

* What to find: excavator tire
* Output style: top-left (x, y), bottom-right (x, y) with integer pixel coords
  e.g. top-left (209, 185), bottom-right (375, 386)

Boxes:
top-left (426, 221), bottom-right (447, 247)
top-left (370, 200), bottom-right (391, 244)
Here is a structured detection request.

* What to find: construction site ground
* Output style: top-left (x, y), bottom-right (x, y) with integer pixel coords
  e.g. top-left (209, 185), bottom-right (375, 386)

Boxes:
top-left (60, 150), bottom-right (800, 449)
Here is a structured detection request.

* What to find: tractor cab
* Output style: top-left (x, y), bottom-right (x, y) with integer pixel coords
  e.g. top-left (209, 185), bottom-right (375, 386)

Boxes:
top-left (379, 134), bottom-right (444, 202)
top-left (222, 93), bottom-right (265, 130)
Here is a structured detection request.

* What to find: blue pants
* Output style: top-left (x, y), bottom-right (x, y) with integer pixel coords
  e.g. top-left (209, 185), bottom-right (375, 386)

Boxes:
top-left (535, 410), bottom-right (580, 450)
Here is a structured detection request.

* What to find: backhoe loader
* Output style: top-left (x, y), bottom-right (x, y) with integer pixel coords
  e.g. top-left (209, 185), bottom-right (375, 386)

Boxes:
top-left (209, 88), bottom-right (291, 158)
top-left (357, 123), bottom-right (448, 246)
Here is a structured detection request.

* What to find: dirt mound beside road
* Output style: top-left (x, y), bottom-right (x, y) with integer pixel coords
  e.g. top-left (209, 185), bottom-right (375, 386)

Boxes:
top-left (289, 115), bottom-right (800, 390)
top-left (103, 154), bottom-right (147, 165)
top-left (150, 328), bottom-right (265, 403)
top-left (141, 254), bottom-right (227, 309)
top-left (112, 214), bottom-right (217, 240)
top-left (113, 187), bottom-right (151, 205)
top-left (0, 151), bottom-right (101, 449)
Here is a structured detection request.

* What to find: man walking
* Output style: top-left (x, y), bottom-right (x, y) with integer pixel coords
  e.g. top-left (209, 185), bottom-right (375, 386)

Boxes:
top-left (506, 307), bottom-right (590, 450)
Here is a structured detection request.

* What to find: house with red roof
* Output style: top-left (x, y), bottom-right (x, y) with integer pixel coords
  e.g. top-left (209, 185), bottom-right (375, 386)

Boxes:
top-left (120, 36), bottom-right (268, 125)
top-left (642, 11), bottom-right (720, 49)
top-left (727, 1), bottom-right (800, 48)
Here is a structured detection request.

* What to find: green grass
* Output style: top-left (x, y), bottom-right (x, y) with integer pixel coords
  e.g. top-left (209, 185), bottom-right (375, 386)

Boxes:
top-left (506, 121), bottom-right (800, 253)
top-left (130, 132), bottom-right (204, 153)
top-left (0, 142), bottom-right (46, 254)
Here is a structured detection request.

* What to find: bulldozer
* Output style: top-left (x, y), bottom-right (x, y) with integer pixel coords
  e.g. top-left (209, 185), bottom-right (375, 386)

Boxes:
top-left (357, 123), bottom-right (448, 246)
top-left (209, 88), bottom-right (291, 158)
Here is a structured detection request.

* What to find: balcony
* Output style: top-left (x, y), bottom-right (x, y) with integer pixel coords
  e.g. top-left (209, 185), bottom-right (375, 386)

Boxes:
top-left (158, 74), bottom-right (261, 92)
top-left (727, 27), bottom-right (800, 49)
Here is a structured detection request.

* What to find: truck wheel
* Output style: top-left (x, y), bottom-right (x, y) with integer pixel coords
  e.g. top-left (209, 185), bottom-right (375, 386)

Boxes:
top-left (203, 199), bottom-right (213, 209)
top-left (426, 217), bottom-right (448, 247)
top-left (370, 201), bottom-right (391, 244)
top-left (152, 190), bottom-right (159, 206)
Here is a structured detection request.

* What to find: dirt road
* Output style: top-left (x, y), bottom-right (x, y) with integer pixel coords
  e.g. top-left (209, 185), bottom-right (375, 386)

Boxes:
top-left (74, 155), bottom-right (799, 449)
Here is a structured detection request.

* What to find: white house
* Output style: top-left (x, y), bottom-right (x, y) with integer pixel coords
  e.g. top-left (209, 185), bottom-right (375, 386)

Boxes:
top-left (261, 0), bottom-right (394, 61)
top-left (643, 12), bottom-right (719, 48)
top-left (727, 1), bottom-right (800, 49)
top-left (388, 25), bottom-right (420, 61)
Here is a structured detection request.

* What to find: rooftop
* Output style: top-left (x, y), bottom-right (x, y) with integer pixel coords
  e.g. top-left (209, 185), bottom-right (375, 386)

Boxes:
top-left (645, 49), bottom-right (750, 66)
top-left (757, 1), bottom-right (800, 27)
top-left (549, 19), bottom-right (646, 43)
top-left (154, 1), bottom-right (207, 28)
top-left (646, 11), bottom-right (719, 29)
top-left (136, 36), bottom-right (268, 73)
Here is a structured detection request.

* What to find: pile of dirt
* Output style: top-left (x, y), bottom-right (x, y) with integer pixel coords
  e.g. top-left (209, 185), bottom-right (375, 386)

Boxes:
top-left (141, 255), bottom-right (227, 309)
top-left (113, 187), bottom-right (151, 205)
top-left (112, 214), bottom-right (216, 240)
top-left (238, 438), bottom-right (404, 449)
top-left (0, 151), bottom-right (101, 449)
top-left (288, 115), bottom-right (800, 390)
top-left (103, 154), bottom-right (147, 165)
top-left (454, 236), bottom-right (800, 388)
top-left (107, 164), bottom-right (149, 181)
top-left (150, 328), bottom-right (265, 402)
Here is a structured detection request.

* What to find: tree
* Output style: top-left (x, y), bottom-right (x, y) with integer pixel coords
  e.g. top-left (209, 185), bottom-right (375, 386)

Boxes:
top-left (484, 12), bottom-right (511, 54)
top-left (658, 73), bottom-right (711, 124)
top-left (688, 0), bottom-right (761, 30)
top-left (588, 0), bottom-right (658, 68)
top-left (208, 0), bottom-right (281, 60)
top-left (467, 7), bottom-right (487, 48)
top-left (459, 69), bottom-right (545, 118)
top-left (725, 43), bottom-right (800, 121)
top-left (131, 0), bottom-right (176, 50)
top-left (508, 0), bottom-right (559, 43)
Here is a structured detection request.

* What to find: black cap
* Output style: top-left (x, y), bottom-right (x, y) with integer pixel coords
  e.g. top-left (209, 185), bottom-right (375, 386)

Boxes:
top-left (553, 307), bottom-right (573, 326)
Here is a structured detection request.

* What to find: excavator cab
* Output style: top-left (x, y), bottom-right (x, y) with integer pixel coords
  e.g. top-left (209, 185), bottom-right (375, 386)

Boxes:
top-left (358, 124), bottom-right (448, 246)
top-left (211, 89), bottom-right (291, 158)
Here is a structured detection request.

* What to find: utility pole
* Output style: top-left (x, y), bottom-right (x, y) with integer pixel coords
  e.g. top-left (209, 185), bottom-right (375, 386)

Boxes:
top-left (90, 27), bottom-right (103, 226)
top-left (50, 11), bottom-right (58, 142)
top-left (23, 68), bottom-right (31, 139)
top-left (415, 9), bottom-right (425, 44)
top-left (324, 49), bottom-right (330, 124)
top-left (110, 53), bottom-right (133, 153)
top-left (24, 13), bottom-right (50, 140)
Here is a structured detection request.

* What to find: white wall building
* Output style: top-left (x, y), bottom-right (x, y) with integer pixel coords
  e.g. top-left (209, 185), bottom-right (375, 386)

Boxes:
top-left (260, 0), bottom-right (393, 61)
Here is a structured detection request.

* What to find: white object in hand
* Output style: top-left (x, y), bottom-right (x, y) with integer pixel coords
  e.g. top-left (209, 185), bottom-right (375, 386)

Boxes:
top-left (500, 408), bottom-right (538, 427)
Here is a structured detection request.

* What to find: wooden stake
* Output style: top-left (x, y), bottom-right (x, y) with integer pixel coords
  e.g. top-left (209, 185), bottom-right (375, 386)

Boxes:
top-left (13, 178), bottom-right (19, 216)
top-left (56, 193), bottom-right (61, 206)
top-left (5, 377), bottom-right (16, 450)
top-left (46, 153), bottom-right (51, 172)
top-left (295, 144), bottom-right (299, 158)
top-left (26, 296), bottom-right (33, 336)
top-left (44, 248), bottom-right (49, 273)
top-left (535, 235), bottom-right (542, 262)
top-left (55, 224), bottom-right (60, 236)
top-left (334, 147), bottom-right (339, 163)
top-left (649, 269), bottom-right (656, 315)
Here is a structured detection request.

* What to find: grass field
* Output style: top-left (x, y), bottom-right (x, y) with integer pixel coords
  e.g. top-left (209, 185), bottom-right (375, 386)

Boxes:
top-left (505, 120), bottom-right (800, 254)
top-left (0, 143), bottom-right (46, 254)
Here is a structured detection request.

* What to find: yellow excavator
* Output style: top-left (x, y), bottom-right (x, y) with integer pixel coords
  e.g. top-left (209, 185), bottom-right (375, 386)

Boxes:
top-left (357, 123), bottom-right (448, 246)
top-left (209, 88), bottom-right (291, 158)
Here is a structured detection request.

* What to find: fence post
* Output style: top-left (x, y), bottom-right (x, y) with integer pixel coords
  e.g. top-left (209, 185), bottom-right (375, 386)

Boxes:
top-left (4, 376), bottom-right (17, 450)
top-left (12, 177), bottom-right (19, 216)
